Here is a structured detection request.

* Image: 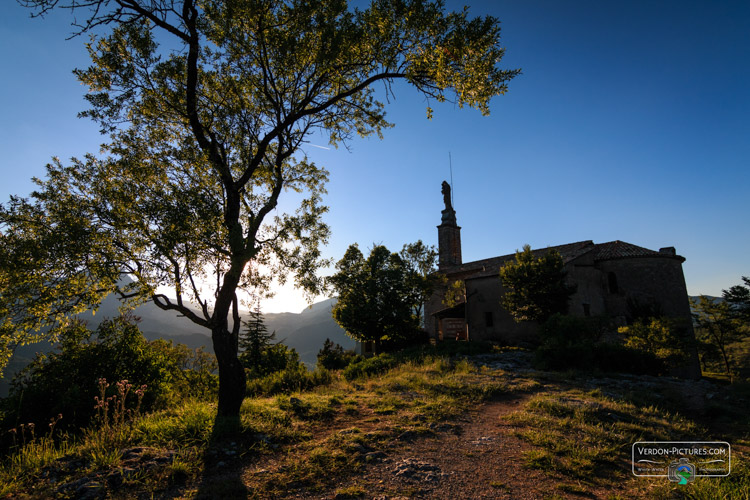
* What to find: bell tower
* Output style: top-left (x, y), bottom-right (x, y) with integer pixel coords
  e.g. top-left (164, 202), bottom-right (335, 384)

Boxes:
top-left (437, 180), bottom-right (462, 269)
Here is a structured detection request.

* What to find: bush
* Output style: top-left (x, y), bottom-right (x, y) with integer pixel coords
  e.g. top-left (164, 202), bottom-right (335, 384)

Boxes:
top-left (538, 314), bottom-right (601, 348)
top-left (534, 314), bottom-right (665, 375)
top-left (317, 339), bottom-right (360, 370)
top-left (534, 343), bottom-right (663, 375)
top-left (619, 318), bottom-right (693, 371)
top-left (246, 343), bottom-right (300, 379)
top-left (245, 342), bottom-right (333, 396)
top-left (0, 313), bottom-right (217, 433)
top-left (380, 329), bottom-right (431, 352)
top-left (246, 365), bottom-right (332, 396)
top-left (342, 353), bottom-right (399, 381)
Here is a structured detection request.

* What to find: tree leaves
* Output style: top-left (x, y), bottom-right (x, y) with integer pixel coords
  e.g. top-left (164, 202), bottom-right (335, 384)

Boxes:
top-left (6, 1), bottom-right (519, 407)
top-left (499, 245), bottom-right (576, 323)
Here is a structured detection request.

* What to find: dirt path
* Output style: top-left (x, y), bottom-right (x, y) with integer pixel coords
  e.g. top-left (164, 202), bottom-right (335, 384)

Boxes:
top-left (299, 393), bottom-right (614, 500)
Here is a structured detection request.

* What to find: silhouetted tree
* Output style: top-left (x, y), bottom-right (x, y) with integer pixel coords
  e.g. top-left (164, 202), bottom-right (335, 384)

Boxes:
top-left (692, 295), bottom-right (745, 380)
top-left (499, 245), bottom-right (576, 323)
top-left (238, 304), bottom-right (275, 372)
top-left (723, 276), bottom-right (750, 323)
top-left (399, 240), bottom-right (440, 325)
top-left (3, 0), bottom-right (519, 418)
top-left (329, 244), bottom-right (417, 351)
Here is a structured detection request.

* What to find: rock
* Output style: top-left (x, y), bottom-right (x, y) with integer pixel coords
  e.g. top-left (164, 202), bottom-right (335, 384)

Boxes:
top-left (121, 447), bottom-right (148, 460)
top-left (58, 477), bottom-right (89, 494)
top-left (471, 436), bottom-right (494, 445)
top-left (365, 451), bottom-right (387, 463)
top-left (392, 458), bottom-right (444, 482)
top-left (105, 468), bottom-right (135, 488)
top-left (395, 430), bottom-right (417, 442)
top-left (76, 480), bottom-right (105, 500)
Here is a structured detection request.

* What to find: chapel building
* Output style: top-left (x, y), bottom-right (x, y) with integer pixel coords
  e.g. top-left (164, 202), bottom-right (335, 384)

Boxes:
top-left (424, 182), bottom-right (699, 377)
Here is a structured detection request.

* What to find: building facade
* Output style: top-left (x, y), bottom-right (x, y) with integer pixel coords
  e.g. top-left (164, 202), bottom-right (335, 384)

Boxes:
top-left (425, 183), bottom-right (699, 377)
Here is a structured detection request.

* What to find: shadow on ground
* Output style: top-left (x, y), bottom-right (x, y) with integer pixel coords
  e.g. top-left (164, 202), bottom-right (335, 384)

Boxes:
top-left (194, 416), bottom-right (249, 499)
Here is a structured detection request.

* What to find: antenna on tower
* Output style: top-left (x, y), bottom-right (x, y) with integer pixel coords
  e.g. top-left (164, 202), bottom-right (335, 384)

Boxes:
top-left (449, 152), bottom-right (455, 209)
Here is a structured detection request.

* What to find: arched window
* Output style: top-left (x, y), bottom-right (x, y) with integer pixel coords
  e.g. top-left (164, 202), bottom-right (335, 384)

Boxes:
top-left (608, 272), bottom-right (619, 294)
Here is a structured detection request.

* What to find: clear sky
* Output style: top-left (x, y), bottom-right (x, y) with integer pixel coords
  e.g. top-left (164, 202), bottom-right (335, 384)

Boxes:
top-left (1, 1), bottom-right (748, 313)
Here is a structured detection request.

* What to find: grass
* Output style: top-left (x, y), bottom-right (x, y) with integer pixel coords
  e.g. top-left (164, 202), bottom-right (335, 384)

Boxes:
top-left (1, 346), bottom-right (748, 499)
top-left (1, 351), bottom-right (523, 498)
top-left (503, 378), bottom-right (749, 499)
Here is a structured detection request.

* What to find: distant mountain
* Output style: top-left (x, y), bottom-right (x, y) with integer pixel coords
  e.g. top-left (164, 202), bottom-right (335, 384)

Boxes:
top-left (265, 298), bottom-right (355, 365)
top-left (0, 296), bottom-right (352, 397)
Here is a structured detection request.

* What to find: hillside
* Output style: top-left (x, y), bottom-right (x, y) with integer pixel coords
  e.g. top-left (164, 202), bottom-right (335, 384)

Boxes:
top-left (1, 347), bottom-right (747, 498)
top-left (0, 296), bottom-right (352, 396)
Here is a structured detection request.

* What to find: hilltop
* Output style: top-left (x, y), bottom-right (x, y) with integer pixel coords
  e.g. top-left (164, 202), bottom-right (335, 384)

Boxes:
top-left (0, 296), bottom-right (351, 397)
top-left (1, 345), bottom-right (747, 498)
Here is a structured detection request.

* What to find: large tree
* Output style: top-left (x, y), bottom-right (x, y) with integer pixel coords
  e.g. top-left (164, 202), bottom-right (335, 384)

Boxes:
top-left (328, 244), bottom-right (417, 351)
top-left (2, 0), bottom-right (518, 418)
top-left (499, 245), bottom-right (576, 323)
top-left (399, 240), bottom-right (440, 325)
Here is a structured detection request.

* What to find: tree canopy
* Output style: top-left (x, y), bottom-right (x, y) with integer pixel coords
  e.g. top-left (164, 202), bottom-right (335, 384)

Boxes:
top-left (3, 0), bottom-right (519, 418)
top-left (398, 240), bottom-right (440, 325)
top-left (723, 276), bottom-right (750, 323)
top-left (499, 245), bottom-right (576, 323)
top-left (328, 244), bottom-right (418, 350)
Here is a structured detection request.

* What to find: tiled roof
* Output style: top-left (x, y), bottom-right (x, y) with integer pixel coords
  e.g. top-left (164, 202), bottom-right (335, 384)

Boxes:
top-left (443, 240), bottom-right (595, 279)
top-left (441, 240), bottom-right (683, 279)
top-left (592, 240), bottom-right (662, 260)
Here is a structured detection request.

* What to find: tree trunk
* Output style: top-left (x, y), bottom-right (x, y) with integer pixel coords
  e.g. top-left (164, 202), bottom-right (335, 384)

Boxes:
top-left (719, 345), bottom-right (733, 383)
top-left (213, 327), bottom-right (246, 418)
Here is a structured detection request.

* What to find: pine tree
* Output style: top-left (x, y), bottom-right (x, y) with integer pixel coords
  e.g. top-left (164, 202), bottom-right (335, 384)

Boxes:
top-left (238, 303), bottom-right (276, 372)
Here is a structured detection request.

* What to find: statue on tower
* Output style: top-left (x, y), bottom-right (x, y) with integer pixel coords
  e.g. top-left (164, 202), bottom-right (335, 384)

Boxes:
top-left (441, 180), bottom-right (453, 212)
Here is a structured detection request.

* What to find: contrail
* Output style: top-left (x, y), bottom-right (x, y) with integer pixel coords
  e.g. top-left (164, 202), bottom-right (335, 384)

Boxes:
top-left (308, 144), bottom-right (331, 150)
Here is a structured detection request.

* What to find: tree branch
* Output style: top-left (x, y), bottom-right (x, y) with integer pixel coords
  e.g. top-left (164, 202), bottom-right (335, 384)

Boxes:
top-left (152, 293), bottom-right (211, 328)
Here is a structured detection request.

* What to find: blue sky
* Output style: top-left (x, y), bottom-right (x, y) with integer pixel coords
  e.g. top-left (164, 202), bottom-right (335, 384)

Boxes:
top-left (1, 1), bottom-right (748, 313)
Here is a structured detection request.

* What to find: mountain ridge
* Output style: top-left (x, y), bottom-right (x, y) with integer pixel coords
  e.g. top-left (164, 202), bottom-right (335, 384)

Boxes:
top-left (0, 296), bottom-right (352, 397)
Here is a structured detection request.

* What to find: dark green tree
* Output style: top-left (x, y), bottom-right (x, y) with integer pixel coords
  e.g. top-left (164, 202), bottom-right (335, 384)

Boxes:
top-left (3, 0), bottom-right (519, 418)
top-left (329, 244), bottom-right (417, 351)
top-left (499, 245), bottom-right (576, 323)
top-left (692, 294), bottom-right (747, 380)
top-left (399, 240), bottom-right (440, 325)
top-left (723, 276), bottom-right (750, 323)
top-left (238, 303), bottom-right (276, 374)
top-left (317, 338), bottom-right (358, 370)
top-left (1, 313), bottom-right (217, 431)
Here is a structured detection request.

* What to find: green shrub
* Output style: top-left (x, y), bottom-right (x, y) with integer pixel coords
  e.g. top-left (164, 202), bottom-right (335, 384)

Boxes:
top-left (539, 314), bottom-right (601, 348)
top-left (534, 343), bottom-right (663, 375)
top-left (317, 339), bottom-right (360, 370)
top-left (246, 365), bottom-right (332, 396)
top-left (534, 314), bottom-right (665, 375)
top-left (342, 353), bottom-right (399, 381)
top-left (0, 314), bottom-right (217, 434)
top-left (619, 318), bottom-right (693, 370)
top-left (245, 339), bottom-right (333, 396)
